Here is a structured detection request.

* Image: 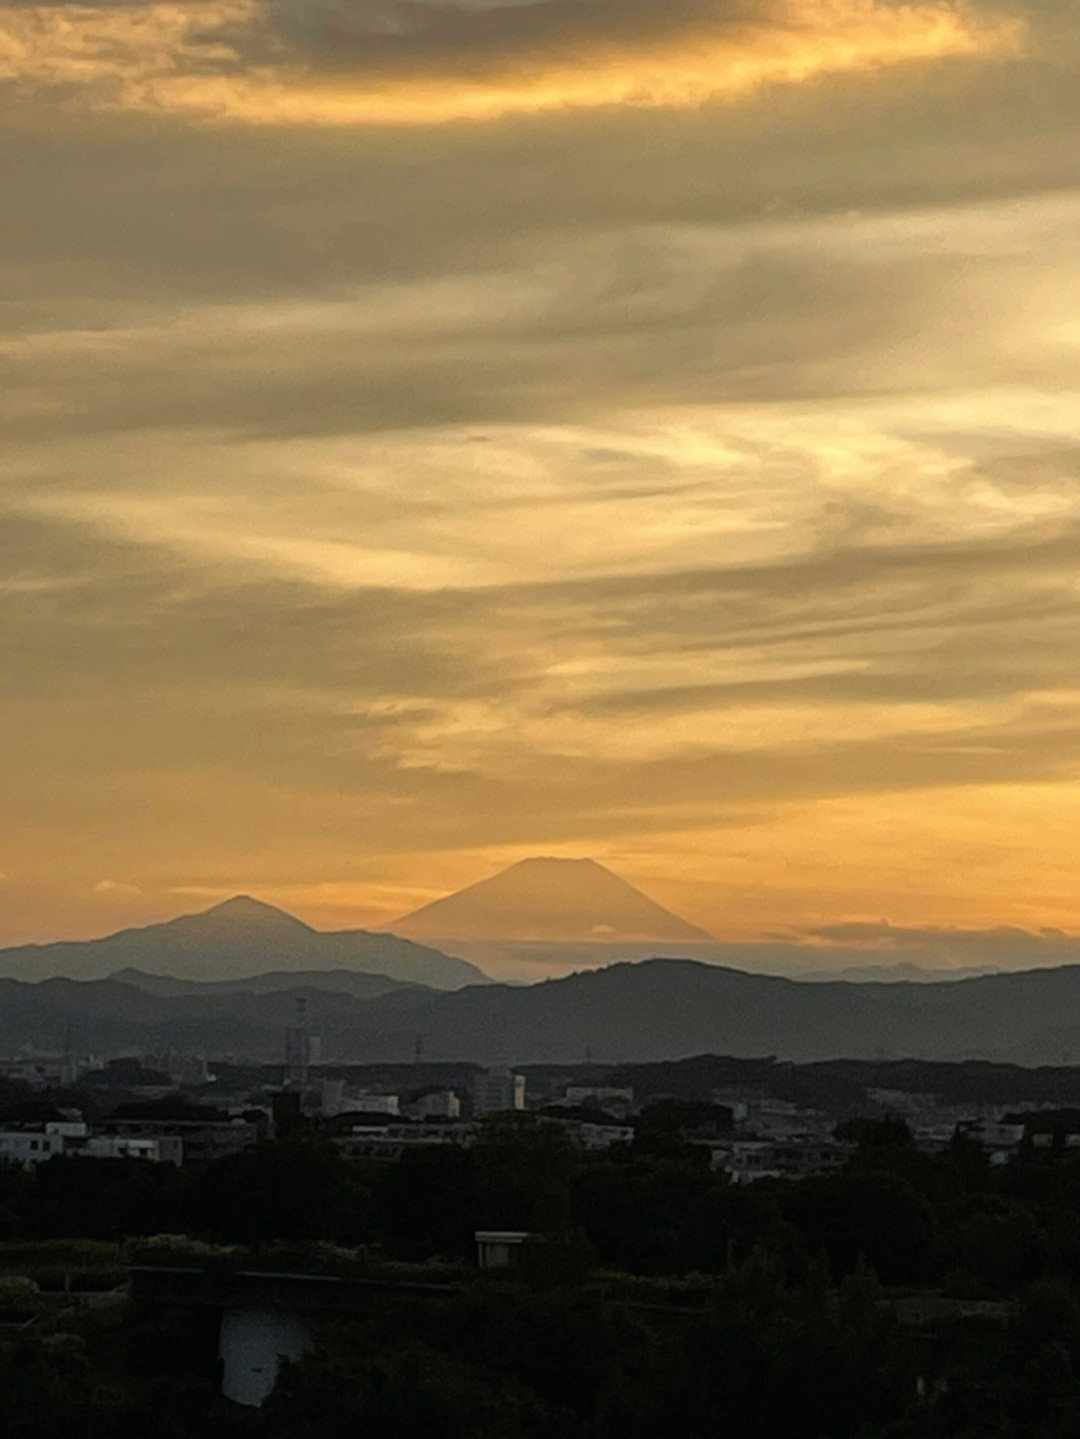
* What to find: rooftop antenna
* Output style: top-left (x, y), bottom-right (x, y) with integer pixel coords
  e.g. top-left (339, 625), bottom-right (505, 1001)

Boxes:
top-left (498, 1008), bottom-right (510, 1070)
top-left (585, 970), bottom-right (599, 1066)
top-left (62, 1019), bottom-right (75, 1086)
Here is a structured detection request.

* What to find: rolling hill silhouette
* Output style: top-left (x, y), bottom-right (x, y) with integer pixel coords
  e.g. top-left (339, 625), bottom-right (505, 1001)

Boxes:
top-left (9, 956), bottom-right (1080, 1064)
top-left (0, 896), bottom-right (485, 989)
top-left (386, 857), bottom-right (714, 943)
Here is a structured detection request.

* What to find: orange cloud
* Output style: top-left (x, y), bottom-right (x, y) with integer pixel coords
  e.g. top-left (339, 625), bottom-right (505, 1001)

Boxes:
top-left (0, 0), bottom-right (1023, 125)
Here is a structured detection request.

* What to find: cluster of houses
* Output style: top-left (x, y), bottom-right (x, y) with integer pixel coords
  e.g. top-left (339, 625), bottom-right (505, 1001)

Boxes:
top-left (1, 1047), bottom-right (1071, 1179)
top-left (0, 1116), bottom-right (257, 1169)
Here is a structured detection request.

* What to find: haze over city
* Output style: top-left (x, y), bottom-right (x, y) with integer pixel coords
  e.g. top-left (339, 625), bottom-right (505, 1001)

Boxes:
top-left (3, 0), bottom-right (1079, 966)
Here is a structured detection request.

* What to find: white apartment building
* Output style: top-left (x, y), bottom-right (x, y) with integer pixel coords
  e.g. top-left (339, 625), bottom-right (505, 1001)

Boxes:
top-left (0, 1123), bottom-right (181, 1168)
top-left (0, 1128), bottom-right (68, 1167)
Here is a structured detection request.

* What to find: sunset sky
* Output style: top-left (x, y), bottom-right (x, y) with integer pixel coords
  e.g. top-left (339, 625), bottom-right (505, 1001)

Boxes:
top-left (3, 0), bottom-right (1079, 959)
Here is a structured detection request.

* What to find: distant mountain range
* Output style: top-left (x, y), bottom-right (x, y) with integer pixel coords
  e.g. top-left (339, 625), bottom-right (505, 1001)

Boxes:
top-left (0, 896), bottom-right (485, 989)
top-left (819, 962), bottom-right (1001, 984)
top-left (5, 875), bottom-right (1080, 1068)
top-left (386, 857), bottom-right (714, 944)
top-left (334, 960), bottom-right (1080, 1066)
top-left (108, 967), bottom-right (408, 1003)
top-left (8, 954), bottom-right (1080, 1066)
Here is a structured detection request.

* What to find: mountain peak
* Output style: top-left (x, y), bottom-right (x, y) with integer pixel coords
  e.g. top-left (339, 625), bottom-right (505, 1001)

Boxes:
top-left (505, 857), bottom-right (607, 873)
top-left (163, 894), bottom-right (317, 940)
top-left (204, 894), bottom-right (296, 921)
top-left (387, 857), bottom-right (714, 944)
top-left (0, 898), bottom-right (480, 988)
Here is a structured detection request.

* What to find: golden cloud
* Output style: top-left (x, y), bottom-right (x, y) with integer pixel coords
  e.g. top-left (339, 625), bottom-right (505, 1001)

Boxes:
top-left (0, 0), bottom-right (1024, 125)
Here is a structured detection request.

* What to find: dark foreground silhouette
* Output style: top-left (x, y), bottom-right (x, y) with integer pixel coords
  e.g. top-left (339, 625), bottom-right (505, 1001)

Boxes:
top-left (7, 1115), bottom-right (1080, 1435)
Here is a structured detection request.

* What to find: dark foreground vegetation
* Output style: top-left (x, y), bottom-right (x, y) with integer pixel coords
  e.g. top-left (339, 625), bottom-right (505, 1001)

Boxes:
top-left (8, 1115), bottom-right (1080, 1436)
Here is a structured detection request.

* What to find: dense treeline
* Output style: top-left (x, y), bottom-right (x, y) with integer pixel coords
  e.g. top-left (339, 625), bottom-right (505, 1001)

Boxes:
top-left (11, 1118), bottom-right (1080, 1434)
top-left (1, 1257), bottom-right (912, 1439)
top-left (522, 1056), bottom-right (1080, 1110)
top-left (7, 1116), bottom-right (1080, 1291)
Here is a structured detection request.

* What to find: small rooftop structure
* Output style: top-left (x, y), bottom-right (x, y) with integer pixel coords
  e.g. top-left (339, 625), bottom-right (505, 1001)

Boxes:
top-left (474, 1230), bottom-right (531, 1270)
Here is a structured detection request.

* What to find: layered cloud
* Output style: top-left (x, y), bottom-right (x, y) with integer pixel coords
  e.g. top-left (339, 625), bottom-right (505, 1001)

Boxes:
top-left (0, 0), bottom-right (1022, 123)
top-left (2, 0), bottom-right (1079, 955)
top-left (4, 433), bottom-right (1080, 938)
top-left (4, 191), bottom-right (1080, 942)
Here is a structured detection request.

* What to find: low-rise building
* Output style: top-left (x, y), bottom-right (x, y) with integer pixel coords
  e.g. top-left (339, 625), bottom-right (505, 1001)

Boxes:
top-left (156, 1053), bottom-right (213, 1087)
top-left (333, 1120), bottom-right (473, 1162)
top-left (75, 1134), bottom-right (182, 1165)
top-left (709, 1136), bottom-right (854, 1185)
top-left (554, 1119), bottom-right (634, 1151)
top-left (562, 1086), bottom-right (635, 1117)
top-left (351, 1092), bottom-right (400, 1116)
top-left (0, 1122), bottom-right (182, 1167)
top-left (474, 1069), bottom-right (525, 1115)
top-left (103, 1117), bottom-right (259, 1164)
top-left (409, 1090), bottom-right (461, 1120)
top-left (745, 1102), bottom-right (833, 1141)
top-left (475, 1231), bottom-right (530, 1270)
top-left (0, 1056), bottom-right (80, 1088)
top-left (0, 1128), bottom-right (68, 1167)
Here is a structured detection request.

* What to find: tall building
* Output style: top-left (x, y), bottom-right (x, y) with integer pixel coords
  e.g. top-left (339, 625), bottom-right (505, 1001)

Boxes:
top-left (473, 1068), bottom-right (526, 1115)
top-left (284, 997), bottom-right (319, 1093)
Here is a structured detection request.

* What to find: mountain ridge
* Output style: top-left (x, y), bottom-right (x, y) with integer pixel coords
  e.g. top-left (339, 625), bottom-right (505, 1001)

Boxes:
top-left (9, 954), bottom-right (1080, 1065)
top-left (106, 966), bottom-right (415, 1002)
top-left (0, 899), bottom-right (485, 989)
top-left (387, 857), bottom-right (714, 944)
